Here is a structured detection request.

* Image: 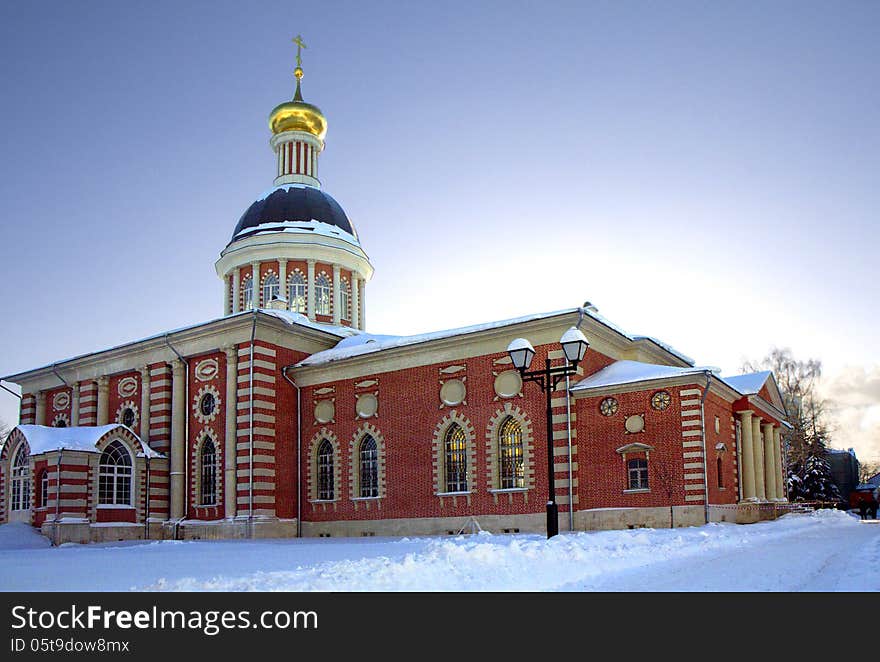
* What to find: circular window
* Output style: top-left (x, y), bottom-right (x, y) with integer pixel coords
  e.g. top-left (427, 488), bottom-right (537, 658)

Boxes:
top-left (55, 419), bottom-right (67, 428)
top-left (651, 391), bottom-right (671, 411)
top-left (121, 408), bottom-right (136, 428)
top-left (200, 393), bottom-right (216, 417)
top-left (599, 397), bottom-right (619, 417)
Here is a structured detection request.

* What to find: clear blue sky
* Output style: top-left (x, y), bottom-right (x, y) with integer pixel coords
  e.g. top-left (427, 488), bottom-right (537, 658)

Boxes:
top-left (1, 1), bottom-right (878, 458)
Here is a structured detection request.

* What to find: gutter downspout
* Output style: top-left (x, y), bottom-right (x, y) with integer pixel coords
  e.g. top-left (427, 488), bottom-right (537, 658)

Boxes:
top-left (51, 364), bottom-right (68, 387)
top-left (144, 455), bottom-right (151, 540)
top-left (163, 334), bottom-right (189, 541)
top-left (699, 371), bottom-right (712, 524)
top-left (248, 309), bottom-right (257, 538)
top-left (281, 366), bottom-right (302, 538)
top-left (564, 306), bottom-right (587, 532)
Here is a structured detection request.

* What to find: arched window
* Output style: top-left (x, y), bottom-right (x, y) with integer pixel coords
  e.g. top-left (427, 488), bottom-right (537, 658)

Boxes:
top-left (241, 275), bottom-right (254, 311)
top-left (317, 439), bottom-right (334, 500)
top-left (39, 469), bottom-right (49, 508)
top-left (627, 458), bottom-right (649, 490)
top-left (11, 444), bottom-right (30, 511)
top-left (315, 273), bottom-right (331, 316)
top-left (359, 435), bottom-right (378, 498)
top-left (498, 417), bottom-right (524, 489)
top-left (444, 424), bottom-right (468, 493)
top-left (262, 274), bottom-right (279, 306)
top-left (288, 271), bottom-right (306, 313)
top-left (717, 457), bottom-right (724, 489)
top-left (201, 438), bottom-right (217, 505)
top-left (341, 278), bottom-right (351, 320)
top-left (99, 440), bottom-right (132, 506)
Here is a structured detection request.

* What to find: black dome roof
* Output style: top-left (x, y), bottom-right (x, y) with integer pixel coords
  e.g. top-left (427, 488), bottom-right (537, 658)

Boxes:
top-left (231, 185), bottom-right (356, 244)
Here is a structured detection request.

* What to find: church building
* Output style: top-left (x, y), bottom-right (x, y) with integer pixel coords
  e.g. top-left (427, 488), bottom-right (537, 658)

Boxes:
top-left (1, 45), bottom-right (791, 544)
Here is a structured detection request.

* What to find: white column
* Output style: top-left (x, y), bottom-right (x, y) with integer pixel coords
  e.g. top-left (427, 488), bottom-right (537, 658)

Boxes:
top-left (307, 259), bottom-right (316, 320)
top-left (96, 377), bottom-right (109, 426)
top-left (232, 269), bottom-right (240, 314)
top-left (251, 261), bottom-right (260, 309)
top-left (752, 415), bottom-right (766, 501)
top-left (223, 346), bottom-right (238, 519)
top-left (762, 422), bottom-right (777, 502)
top-left (170, 359), bottom-right (186, 520)
top-left (278, 259), bottom-right (288, 305)
top-left (351, 274), bottom-right (360, 329)
top-left (738, 411), bottom-right (756, 501)
top-left (35, 392), bottom-right (46, 427)
top-left (332, 264), bottom-right (342, 325)
top-left (774, 428), bottom-right (786, 500)
top-left (71, 383), bottom-right (80, 426)
top-left (223, 274), bottom-right (231, 316)
top-left (139, 365), bottom-right (151, 442)
top-left (359, 279), bottom-right (365, 330)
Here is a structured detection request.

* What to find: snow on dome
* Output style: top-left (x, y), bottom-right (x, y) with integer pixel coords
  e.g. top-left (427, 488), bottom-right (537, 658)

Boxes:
top-left (721, 371), bottom-right (771, 395)
top-left (571, 360), bottom-right (712, 392)
top-left (8, 424), bottom-right (162, 458)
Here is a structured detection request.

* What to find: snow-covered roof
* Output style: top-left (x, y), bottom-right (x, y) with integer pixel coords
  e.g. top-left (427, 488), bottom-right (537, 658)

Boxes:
top-left (9, 424), bottom-right (162, 458)
top-left (631, 336), bottom-right (695, 366)
top-left (720, 371), bottom-right (771, 395)
top-left (570, 360), bottom-right (712, 392)
top-left (2, 309), bottom-right (350, 382)
top-left (231, 219), bottom-right (361, 246)
top-left (296, 309), bottom-right (580, 368)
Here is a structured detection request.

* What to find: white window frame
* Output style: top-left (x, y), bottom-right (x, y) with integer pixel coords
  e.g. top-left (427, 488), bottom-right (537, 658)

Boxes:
top-left (98, 441), bottom-right (133, 507)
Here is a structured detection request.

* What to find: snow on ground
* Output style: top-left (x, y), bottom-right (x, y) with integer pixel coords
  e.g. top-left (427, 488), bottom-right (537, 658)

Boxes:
top-left (0, 510), bottom-right (877, 591)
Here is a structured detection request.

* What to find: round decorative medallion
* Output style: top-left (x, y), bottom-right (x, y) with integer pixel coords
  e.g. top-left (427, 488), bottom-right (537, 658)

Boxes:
top-left (625, 414), bottom-right (645, 434)
top-left (117, 376), bottom-right (138, 399)
top-left (195, 358), bottom-right (219, 382)
top-left (192, 385), bottom-right (221, 424)
top-left (115, 401), bottom-right (139, 429)
top-left (439, 379), bottom-right (466, 406)
top-left (356, 393), bottom-right (378, 418)
top-left (315, 399), bottom-right (335, 424)
top-left (493, 371), bottom-right (523, 398)
top-left (52, 391), bottom-right (70, 411)
top-left (650, 391), bottom-right (671, 411)
top-left (599, 397), bottom-right (619, 417)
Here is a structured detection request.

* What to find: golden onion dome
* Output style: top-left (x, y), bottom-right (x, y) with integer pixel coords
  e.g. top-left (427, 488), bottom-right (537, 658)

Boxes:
top-left (269, 72), bottom-right (327, 139)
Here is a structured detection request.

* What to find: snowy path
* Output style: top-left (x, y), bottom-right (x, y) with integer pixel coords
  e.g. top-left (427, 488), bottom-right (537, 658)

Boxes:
top-left (0, 510), bottom-right (877, 591)
top-left (565, 519), bottom-right (880, 592)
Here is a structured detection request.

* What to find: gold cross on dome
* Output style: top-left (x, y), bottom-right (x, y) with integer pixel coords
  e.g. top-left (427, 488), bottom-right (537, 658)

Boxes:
top-left (292, 35), bottom-right (307, 68)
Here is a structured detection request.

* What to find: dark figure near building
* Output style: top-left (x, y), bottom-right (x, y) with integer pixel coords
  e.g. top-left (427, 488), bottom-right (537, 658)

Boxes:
top-left (869, 499), bottom-right (878, 520)
top-left (859, 500), bottom-right (868, 520)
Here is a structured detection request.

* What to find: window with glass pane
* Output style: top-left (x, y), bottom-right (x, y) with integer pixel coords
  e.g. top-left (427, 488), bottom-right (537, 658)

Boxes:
top-left (11, 445), bottom-right (29, 511)
top-left (627, 458), bottom-right (649, 490)
top-left (40, 470), bottom-right (49, 508)
top-left (315, 274), bottom-right (331, 316)
top-left (317, 439), bottom-right (334, 500)
top-left (121, 408), bottom-right (135, 428)
top-left (241, 276), bottom-right (254, 310)
top-left (341, 280), bottom-right (351, 320)
top-left (55, 419), bottom-right (67, 428)
top-left (444, 425), bottom-right (468, 493)
top-left (499, 417), bottom-right (524, 489)
top-left (262, 274), bottom-right (279, 305)
top-left (201, 438), bottom-right (217, 505)
top-left (99, 440), bottom-right (133, 506)
top-left (359, 435), bottom-right (378, 497)
top-left (717, 458), bottom-right (724, 488)
top-left (288, 272), bottom-right (306, 312)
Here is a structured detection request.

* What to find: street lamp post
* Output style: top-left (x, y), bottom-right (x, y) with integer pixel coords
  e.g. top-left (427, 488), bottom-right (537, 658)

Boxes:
top-left (507, 327), bottom-right (589, 539)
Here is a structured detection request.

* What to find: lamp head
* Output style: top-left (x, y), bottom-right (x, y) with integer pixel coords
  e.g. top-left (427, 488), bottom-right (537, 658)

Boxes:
top-left (507, 338), bottom-right (535, 372)
top-left (560, 326), bottom-right (589, 365)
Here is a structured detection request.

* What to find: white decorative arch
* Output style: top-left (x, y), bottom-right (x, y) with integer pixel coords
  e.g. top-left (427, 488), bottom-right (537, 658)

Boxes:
top-left (191, 427), bottom-right (221, 508)
top-left (348, 423), bottom-right (386, 500)
top-left (431, 410), bottom-right (477, 496)
top-left (308, 428), bottom-right (340, 503)
top-left (115, 401), bottom-right (139, 429)
top-left (485, 403), bottom-right (535, 491)
top-left (192, 384), bottom-right (222, 425)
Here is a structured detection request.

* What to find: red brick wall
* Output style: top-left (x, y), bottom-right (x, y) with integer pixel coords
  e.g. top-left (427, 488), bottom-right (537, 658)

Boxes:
top-left (43, 386), bottom-right (72, 427)
top-left (187, 351), bottom-right (227, 521)
top-left (108, 371), bottom-right (141, 428)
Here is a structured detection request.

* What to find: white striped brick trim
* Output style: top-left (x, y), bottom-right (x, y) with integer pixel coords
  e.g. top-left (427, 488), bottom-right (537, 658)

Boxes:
top-left (148, 363), bottom-right (172, 453)
top-left (235, 344), bottom-right (276, 516)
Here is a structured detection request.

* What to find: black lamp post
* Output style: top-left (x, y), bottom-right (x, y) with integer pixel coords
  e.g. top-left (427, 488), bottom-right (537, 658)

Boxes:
top-left (507, 327), bottom-right (589, 539)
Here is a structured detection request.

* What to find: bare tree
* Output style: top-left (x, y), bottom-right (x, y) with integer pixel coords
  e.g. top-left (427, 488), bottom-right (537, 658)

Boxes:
top-left (859, 460), bottom-right (880, 484)
top-left (651, 456), bottom-right (678, 528)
